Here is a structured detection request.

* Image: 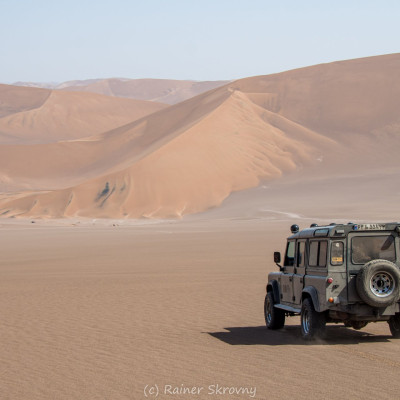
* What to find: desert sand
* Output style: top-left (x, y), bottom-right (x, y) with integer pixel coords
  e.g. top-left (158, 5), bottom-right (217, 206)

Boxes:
top-left (1, 207), bottom-right (400, 400)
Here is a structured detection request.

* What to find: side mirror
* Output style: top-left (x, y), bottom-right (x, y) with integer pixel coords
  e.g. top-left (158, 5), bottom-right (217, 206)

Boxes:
top-left (274, 252), bottom-right (281, 264)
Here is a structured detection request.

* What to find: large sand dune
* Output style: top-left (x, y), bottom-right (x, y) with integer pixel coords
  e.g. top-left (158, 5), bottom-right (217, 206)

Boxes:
top-left (0, 84), bottom-right (167, 144)
top-left (0, 85), bottom-right (231, 191)
top-left (1, 54), bottom-right (400, 218)
top-left (0, 89), bottom-right (333, 217)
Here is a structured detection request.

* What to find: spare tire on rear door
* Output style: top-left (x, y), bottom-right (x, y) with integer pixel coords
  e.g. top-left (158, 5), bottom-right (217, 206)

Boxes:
top-left (356, 259), bottom-right (400, 307)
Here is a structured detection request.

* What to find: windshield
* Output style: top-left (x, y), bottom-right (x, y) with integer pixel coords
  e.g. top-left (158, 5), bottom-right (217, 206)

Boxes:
top-left (352, 235), bottom-right (396, 264)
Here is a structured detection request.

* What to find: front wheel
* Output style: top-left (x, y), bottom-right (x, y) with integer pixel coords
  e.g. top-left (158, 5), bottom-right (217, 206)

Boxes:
top-left (301, 297), bottom-right (326, 340)
top-left (388, 313), bottom-right (400, 338)
top-left (264, 292), bottom-right (285, 329)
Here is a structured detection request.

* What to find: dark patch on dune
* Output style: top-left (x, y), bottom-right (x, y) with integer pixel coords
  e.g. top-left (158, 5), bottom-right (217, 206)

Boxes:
top-left (66, 193), bottom-right (73, 207)
top-left (96, 182), bottom-right (110, 201)
top-left (96, 182), bottom-right (116, 208)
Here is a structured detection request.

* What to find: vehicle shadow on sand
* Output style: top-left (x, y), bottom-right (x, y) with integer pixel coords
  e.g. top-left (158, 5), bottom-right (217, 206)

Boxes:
top-left (207, 325), bottom-right (392, 345)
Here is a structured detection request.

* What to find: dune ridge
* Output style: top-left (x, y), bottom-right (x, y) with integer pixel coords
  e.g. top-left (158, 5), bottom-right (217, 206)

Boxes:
top-left (0, 85), bottom-right (230, 191)
top-left (2, 53), bottom-right (400, 218)
top-left (0, 84), bottom-right (167, 144)
top-left (0, 89), bottom-right (336, 218)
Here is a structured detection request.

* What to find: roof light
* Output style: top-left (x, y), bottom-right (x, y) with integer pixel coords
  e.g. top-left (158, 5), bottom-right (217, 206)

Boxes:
top-left (290, 224), bottom-right (299, 234)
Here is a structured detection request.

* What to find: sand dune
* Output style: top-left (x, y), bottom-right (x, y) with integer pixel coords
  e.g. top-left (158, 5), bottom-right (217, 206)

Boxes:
top-left (0, 85), bottom-right (231, 191)
top-left (234, 53), bottom-right (400, 141)
top-left (0, 84), bottom-right (167, 144)
top-left (14, 78), bottom-right (229, 105)
top-left (0, 89), bottom-right (333, 217)
top-left (2, 54), bottom-right (400, 218)
top-left (0, 84), bottom-right (50, 118)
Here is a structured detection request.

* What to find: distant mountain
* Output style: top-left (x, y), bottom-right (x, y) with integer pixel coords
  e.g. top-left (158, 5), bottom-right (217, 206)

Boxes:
top-left (13, 79), bottom-right (102, 90)
top-left (12, 81), bottom-right (60, 89)
top-left (13, 78), bottom-right (230, 105)
top-left (2, 54), bottom-right (400, 218)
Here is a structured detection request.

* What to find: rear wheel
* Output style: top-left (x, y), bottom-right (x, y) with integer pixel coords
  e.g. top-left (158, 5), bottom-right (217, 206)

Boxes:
top-left (388, 313), bottom-right (400, 338)
top-left (301, 297), bottom-right (326, 340)
top-left (264, 292), bottom-right (285, 329)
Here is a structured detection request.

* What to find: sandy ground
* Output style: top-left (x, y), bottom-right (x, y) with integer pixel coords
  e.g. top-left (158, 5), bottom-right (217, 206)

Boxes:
top-left (1, 214), bottom-right (400, 400)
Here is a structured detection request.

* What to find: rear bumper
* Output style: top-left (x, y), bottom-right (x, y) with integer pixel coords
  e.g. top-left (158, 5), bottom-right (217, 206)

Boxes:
top-left (328, 302), bottom-right (399, 321)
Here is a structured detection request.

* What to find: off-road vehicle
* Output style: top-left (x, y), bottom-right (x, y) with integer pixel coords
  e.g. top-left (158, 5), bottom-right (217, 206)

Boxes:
top-left (264, 222), bottom-right (400, 340)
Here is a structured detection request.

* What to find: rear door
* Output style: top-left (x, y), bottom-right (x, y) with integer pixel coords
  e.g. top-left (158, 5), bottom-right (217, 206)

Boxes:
top-left (347, 232), bottom-right (397, 302)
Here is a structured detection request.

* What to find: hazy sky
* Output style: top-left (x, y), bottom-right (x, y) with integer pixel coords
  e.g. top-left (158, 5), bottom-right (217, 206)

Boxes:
top-left (1, 0), bottom-right (399, 83)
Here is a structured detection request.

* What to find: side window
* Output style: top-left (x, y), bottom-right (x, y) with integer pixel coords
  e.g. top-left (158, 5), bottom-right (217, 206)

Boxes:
top-left (297, 241), bottom-right (306, 267)
top-left (284, 241), bottom-right (295, 266)
top-left (309, 241), bottom-right (319, 266)
top-left (309, 241), bottom-right (328, 267)
top-left (331, 241), bottom-right (344, 265)
top-left (319, 241), bottom-right (327, 267)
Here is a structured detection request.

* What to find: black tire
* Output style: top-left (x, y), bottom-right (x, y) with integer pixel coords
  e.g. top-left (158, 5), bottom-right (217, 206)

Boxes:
top-left (356, 259), bottom-right (400, 307)
top-left (388, 313), bottom-right (400, 338)
top-left (264, 292), bottom-right (285, 329)
top-left (301, 297), bottom-right (326, 340)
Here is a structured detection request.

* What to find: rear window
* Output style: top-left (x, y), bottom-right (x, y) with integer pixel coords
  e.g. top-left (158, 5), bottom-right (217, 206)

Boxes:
top-left (352, 235), bottom-right (395, 264)
top-left (297, 241), bottom-right (306, 267)
top-left (331, 241), bottom-right (344, 265)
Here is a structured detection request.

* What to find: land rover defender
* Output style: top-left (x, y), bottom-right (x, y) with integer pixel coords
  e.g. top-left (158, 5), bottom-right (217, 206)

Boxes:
top-left (264, 222), bottom-right (400, 340)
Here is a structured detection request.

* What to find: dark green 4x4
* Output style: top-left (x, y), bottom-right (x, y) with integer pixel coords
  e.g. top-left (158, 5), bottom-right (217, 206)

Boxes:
top-left (265, 222), bottom-right (400, 340)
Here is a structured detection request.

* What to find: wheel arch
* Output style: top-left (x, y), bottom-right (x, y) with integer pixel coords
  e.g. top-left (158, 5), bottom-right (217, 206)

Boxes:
top-left (302, 286), bottom-right (320, 312)
top-left (267, 280), bottom-right (281, 304)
